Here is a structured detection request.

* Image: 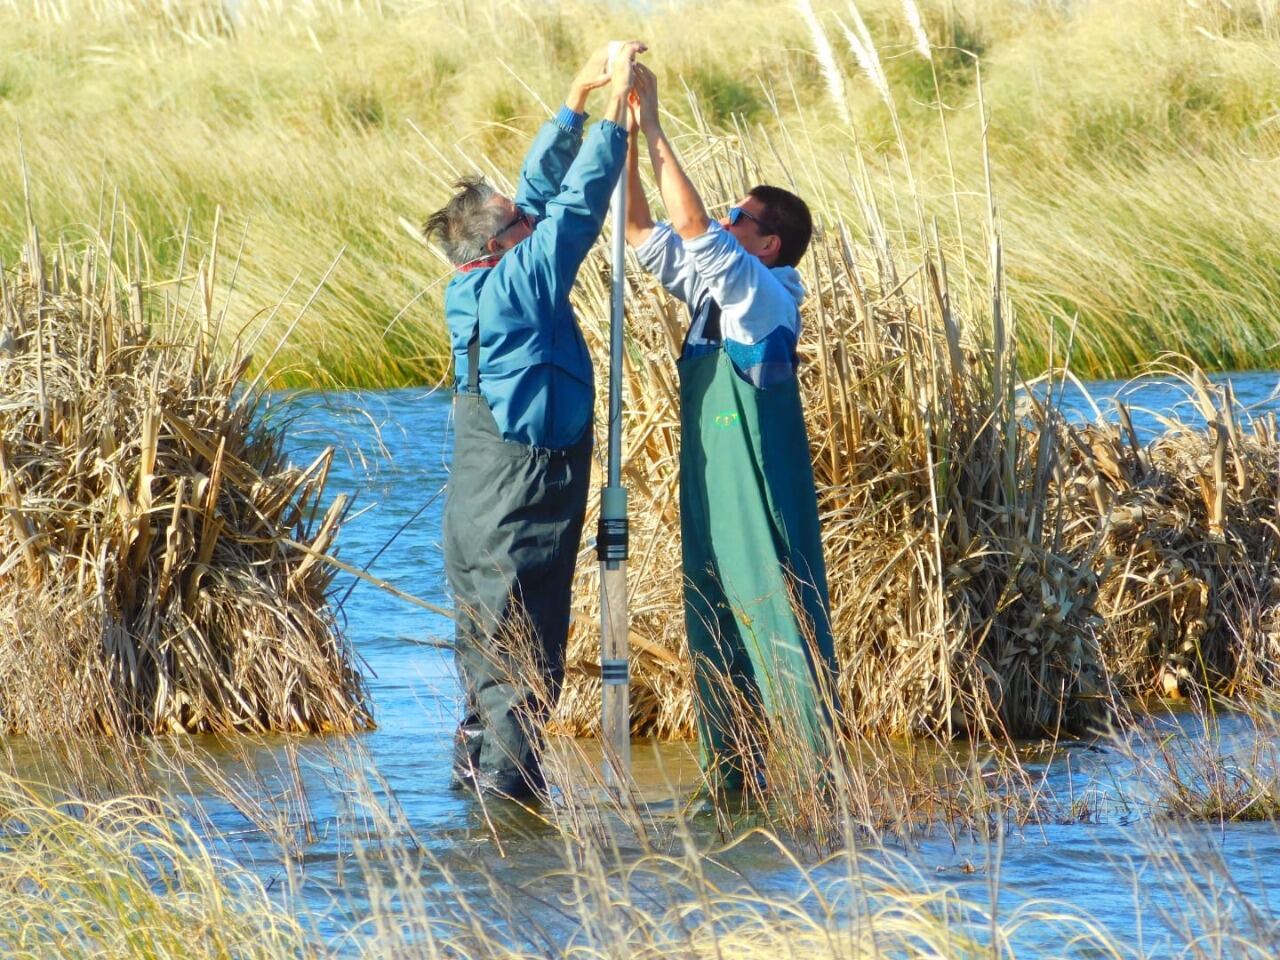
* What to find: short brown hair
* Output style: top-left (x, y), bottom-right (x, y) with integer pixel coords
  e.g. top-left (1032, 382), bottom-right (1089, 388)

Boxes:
top-left (747, 185), bottom-right (813, 268)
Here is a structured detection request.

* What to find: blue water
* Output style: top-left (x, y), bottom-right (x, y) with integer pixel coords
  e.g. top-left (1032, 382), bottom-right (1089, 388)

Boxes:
top-left (26, 372), bottom-right (1278, 955)
top-left (1033, 368), bottom-right (1280, 441)
top-left (230, 370), bottom-right (1280, 954)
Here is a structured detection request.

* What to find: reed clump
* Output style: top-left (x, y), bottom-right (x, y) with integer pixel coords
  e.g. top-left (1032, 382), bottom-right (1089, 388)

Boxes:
top-left (0, 225), bottom-right (371, 736)
top-left (1052, 365), bottom-right (1280, 700)
top-left (558, 191), bottom-right (1111, 743)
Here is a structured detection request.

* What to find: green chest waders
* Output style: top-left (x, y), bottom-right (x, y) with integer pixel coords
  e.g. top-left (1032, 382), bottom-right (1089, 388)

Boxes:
top-left (678, 330), bottom-right (839, 791)
top-left (443, 340), bottom-right (591, 798)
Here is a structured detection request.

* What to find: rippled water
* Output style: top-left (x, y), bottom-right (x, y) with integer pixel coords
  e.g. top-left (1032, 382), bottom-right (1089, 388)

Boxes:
top-left (24, 372), bottom-right (1280, 953)
top-left (254, 370), bottom-right (1280, 952)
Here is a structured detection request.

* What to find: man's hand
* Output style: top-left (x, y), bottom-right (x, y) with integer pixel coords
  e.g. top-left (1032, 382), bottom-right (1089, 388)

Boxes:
top-left (566, 43), bottom-right (613, 112)
top-left (631, 63), bottom-right (660, 136)
top-left (608, 41), bottom-right (646, 96)
top-left (600, 40), bottom-right (645, 127)
top-left (567, 40), bottom-right (646, 115)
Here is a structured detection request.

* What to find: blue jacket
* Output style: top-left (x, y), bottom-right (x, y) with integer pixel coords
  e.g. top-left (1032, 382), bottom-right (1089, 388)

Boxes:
top-left (444, 112), bottom-right (628, 448)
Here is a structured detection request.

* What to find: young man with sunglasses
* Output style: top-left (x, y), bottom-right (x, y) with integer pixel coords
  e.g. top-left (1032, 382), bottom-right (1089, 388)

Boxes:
top-left (422, 40), bottom-right (644, 800)
top-left (623, 63), bottom-right (839, 795)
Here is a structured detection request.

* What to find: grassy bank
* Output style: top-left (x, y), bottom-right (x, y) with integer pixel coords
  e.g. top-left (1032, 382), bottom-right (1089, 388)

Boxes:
top-left (2, 0), bottom-right (1279, 386)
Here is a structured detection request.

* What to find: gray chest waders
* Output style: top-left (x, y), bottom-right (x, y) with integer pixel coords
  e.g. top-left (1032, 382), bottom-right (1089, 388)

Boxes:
top-left (677, 304), bottom-right (839, 792)
top-left (443, 337), bottom-right (591, 798)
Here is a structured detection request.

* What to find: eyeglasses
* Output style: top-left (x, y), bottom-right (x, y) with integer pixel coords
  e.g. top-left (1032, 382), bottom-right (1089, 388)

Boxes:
top-left (727, 205), bottom-right (774, 233)
top-left (490, 208), bottom-right (532, 244)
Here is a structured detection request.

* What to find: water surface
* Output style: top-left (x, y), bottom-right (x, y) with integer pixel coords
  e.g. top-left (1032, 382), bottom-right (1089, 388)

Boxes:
top-left (21, 372), bottom-right (1280, 954)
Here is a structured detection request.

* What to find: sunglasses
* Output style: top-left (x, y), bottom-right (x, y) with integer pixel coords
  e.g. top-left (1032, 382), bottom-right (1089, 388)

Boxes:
top-left (491, 208), bottom-right (533, 243)
top-left (727, 205), bottom-right (774, 233)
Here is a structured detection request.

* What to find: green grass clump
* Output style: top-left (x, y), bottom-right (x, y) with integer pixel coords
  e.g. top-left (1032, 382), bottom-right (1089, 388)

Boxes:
top-left (0, 773), bottom-right (312, 958)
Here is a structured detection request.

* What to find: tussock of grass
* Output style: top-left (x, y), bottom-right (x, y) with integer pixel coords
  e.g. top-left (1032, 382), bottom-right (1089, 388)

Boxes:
top-left (1053, 363), bottom-right (1280, 699)
top-left (0, 218), bottom-right (371, 736)
top-left (0, 771), bottom-right (312, 959)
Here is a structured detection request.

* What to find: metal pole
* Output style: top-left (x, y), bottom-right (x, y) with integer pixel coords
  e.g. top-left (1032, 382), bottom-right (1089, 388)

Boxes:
top-left (598, 173), bottom-right (630, 789)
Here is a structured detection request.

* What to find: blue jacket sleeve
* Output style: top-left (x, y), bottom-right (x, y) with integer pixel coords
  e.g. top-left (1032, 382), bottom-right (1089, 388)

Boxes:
top-left (514, 109), bottom-right (585, 218)
top-left (498, 120), bottom-right (629, 307)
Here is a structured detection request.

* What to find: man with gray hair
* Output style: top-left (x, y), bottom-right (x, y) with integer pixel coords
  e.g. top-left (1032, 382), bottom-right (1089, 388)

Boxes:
top-left (423, 41), bottom-right (643, 800)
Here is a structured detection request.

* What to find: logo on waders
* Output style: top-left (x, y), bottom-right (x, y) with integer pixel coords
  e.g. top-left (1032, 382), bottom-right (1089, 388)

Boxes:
top-left (713, 411), bottom-right (739, 428)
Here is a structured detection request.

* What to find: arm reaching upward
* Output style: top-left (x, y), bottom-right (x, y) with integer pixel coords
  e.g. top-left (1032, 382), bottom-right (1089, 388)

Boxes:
top-left (564, 42), bottom-right (612, 115)
top-left (632, 64), bottom-right (710, 241)
top-left (599, 40), bottom-right (644, 127)
top-left (494, 41), bottom-right (642, 306)
top-left (516, 41), bottom-right (643, 216)
top-left (623, 98), bottom-right (655, 247)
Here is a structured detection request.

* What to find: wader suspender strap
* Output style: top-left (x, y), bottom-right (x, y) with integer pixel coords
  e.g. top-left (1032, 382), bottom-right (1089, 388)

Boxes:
top-left (681, 299), bottom-right (723, 355)
top-left (456, 255), bottom-right (499, 393)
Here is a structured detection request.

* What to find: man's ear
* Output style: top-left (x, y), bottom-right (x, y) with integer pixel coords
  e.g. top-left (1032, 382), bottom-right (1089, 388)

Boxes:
top-left (485, 236), bottom-right (501, 255)
top-left (761, 233), bottom-right (782, 264)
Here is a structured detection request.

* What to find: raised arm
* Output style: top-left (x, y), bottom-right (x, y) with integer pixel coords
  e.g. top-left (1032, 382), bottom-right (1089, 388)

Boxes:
top-left (515, 42), bottom-right (630, 217)
top-left (496, 43), bottom-right (642, 304)
top-left (515, 120), bottom-right (582, 219)
top-left (623, 80), bottom-right (655, 248)
top-left (564, 42), bottom-right (614, 116)
top-left (632, 65), bottom-right (711, 241)
top-left (624, 63), bottom-right (701, 305)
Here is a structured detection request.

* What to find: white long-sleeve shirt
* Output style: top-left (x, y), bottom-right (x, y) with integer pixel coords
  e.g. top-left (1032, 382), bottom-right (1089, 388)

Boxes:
top-left (634, 221), bottom-right (805, 385)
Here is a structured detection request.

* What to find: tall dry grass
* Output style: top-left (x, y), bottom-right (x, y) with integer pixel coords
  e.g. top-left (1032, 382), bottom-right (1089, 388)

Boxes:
top-left (556, 17), bottom-right (1112, 743)
top-left (0, 770), bottom-right (315, 958)
top-left (558, 202), bottom-right (1114, 741)
top-left (0, 209), bottom-right (371, 737)
top-left (553, 2), bottom-right (1280, 744)
top-left (1126, 693), bottom-right (1280, 823)
top-left (1052, 365), bottom-right (1280, 699)
top-left (0, 747), bottom-right (1141, 960)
